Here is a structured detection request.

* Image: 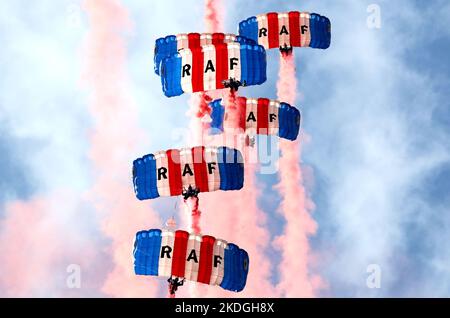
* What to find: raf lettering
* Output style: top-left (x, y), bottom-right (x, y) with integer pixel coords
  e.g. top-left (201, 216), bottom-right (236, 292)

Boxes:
top-left (246, 111), bottom-right (277, 122)
top-left (157, 167), bottom-right (167, 180)
top-left (205, 60), bottom-right (215, 73)
top-left (301, 24), bottom-right (308, 34)
top-left (182, 164), bottom-right (193, 177)
top-left (160, 245), bottom-right (223, 266)
top-left (182, 64), bottom-right (191, 77)
top-left (259, 24), bottom-right (309, 37)
top-left (157, 162), bottom-right (216, 181)
top-left (279, 25), bottom-right (288, 35)
top-left (182, 57), bottom-right (239, 77)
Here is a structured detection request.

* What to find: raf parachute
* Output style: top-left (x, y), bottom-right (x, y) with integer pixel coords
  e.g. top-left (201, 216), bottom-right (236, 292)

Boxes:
top-left (209, 96), bottom-right (301, 141)
top-left (134, 228), bottom-right (249, 295)
top-left (132, 146), bottom-right (244, 200)
top-left (239, 11), bottom-right (331, 54)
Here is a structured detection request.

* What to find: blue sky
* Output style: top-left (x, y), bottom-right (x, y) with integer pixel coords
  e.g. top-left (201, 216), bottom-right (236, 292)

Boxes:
top-left (1, 0), bottom-right (450, 297)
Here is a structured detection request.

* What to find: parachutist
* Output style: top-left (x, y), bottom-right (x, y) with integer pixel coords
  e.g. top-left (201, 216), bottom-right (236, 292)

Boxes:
top-left (222, 78), bottom-right (245, 92)
top-left (135, 229), bottom-right (249, 292)
top-left (279, 44), bottom-right (293, 56)
top-left (168, 276), bottom-right (185, 295)
top-left (182, 185), bottom-right (200, 200)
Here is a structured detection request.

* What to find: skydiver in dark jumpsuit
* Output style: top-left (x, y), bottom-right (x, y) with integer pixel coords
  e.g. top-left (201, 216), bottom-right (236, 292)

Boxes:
top-left (280, 44), bottom-right (293, 56)
top-left (182, 185), bottom-right (200, 200)
top-left (168, 276), bottom-right (185, 295)
top-left (222, 78), bottom-right (246, 92)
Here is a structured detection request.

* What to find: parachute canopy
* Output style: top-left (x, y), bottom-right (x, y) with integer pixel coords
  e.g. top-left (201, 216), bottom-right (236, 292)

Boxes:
top-left (209, 97), bottom-right (301, 141)
top-left (133, 146), bottom-right (244, 200)
top-left (239, 11), bottom-right (331, 50)
top-left (160, 42), bottom-right (267, 97)
top-left (134, 229), bottom-right (249, 292)
top-left (154, 33), bottom-right (256, 75)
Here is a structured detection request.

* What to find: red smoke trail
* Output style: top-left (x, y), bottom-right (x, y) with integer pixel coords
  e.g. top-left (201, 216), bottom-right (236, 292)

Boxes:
top-left (223, 90), bottom-right (238, 126)
top-left (184, 0), bottom-right (223, 233)
top-left (168, 283), bottom-right (176, 298)
top-left (181, 1), bottom-right (223, 297)
top-left (184, 197), bottom-right (201, 234)
top-left (179, 1), bottom-right (223, 298)
top-left (204, 0), bottom-right (223, 32)
top-left (82, 0), bottom-right (161, 297)
top-left (274, 53), bottom-right (321, 297)
top-left (187, 0), bottom-right (223, 147)
top-left (187, 0), bottom-right (223, 145)
top-left (187, 93), bottom-right (212, 148)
